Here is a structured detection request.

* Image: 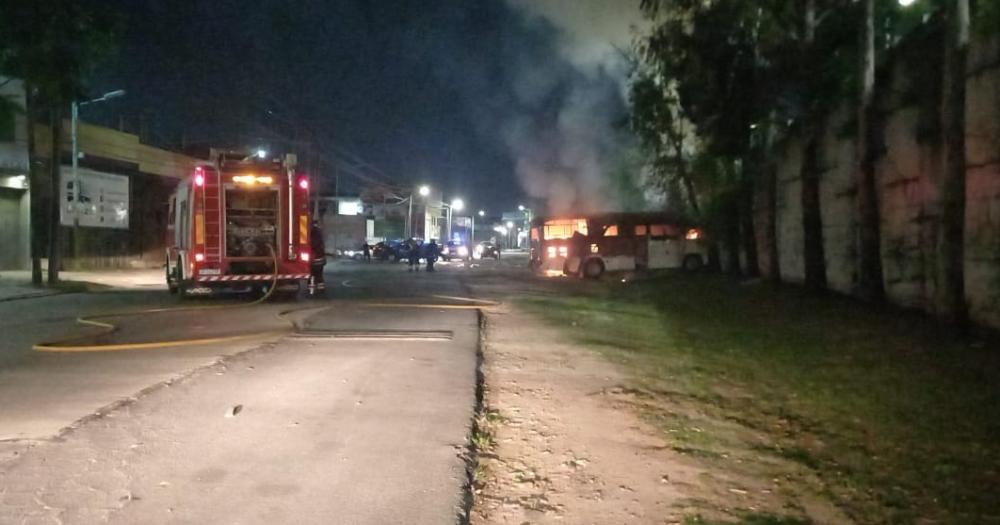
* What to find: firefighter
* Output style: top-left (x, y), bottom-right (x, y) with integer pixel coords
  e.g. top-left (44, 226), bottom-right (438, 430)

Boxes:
top-left (310, 221), bottom-right (327, 294)
top-left (425, 239), bottom-right (440, 272)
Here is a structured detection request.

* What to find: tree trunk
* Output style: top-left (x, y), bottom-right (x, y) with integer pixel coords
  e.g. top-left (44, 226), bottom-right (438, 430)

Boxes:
top-left (24, 82), bottom-right (43, 285)
top-left (936, 0), bottom-right (969, 327)
top-left (723, 191), bottom-right (742, 277)
top-left (801, 123), bottom-right (827, 291)
top-left (766, 159), bottom-right (781, 283)
top-left (801, 0), bottom-right (826, 291)
top-left (47, 107), bottom-right (62, 285)
top-left (673, 121), bottom-right (700, 215)
top-left (741, 171), bottom-right (759, 278)
top-left (855, 0), bottom-right (884, 302)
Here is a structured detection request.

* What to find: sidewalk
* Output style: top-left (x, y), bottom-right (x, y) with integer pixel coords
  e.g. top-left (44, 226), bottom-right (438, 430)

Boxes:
top-left (0, 269), bottom-right (165, 294)
top-left (0, 274), bottom-right (59, 302)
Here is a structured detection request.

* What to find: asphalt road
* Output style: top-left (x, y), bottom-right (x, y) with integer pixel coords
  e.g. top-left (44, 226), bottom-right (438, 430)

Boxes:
top-left (0, 254), bottom-right (528, 524)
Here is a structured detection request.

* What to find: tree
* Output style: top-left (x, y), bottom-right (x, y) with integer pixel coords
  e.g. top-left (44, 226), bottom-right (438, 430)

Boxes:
top-left (800, 0), bottom-right (828, 291)
top-left (935, 0), bottom-right (970, 326)
top-left (0, 0), bottom-right (119, 284)
top-left (854, 0), bottom-right (885, 302)
top-left (635, 0), bottom-right (803, 277)
top-left (628, 70), bottom-right (701, 215)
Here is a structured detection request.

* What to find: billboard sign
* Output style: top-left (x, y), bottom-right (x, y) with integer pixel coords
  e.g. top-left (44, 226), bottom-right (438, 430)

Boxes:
top-left (60, 168), bottom-right (130, 229)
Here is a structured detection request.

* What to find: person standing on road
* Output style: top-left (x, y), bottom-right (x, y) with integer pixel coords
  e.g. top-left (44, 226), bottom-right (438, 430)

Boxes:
top-left (425, 239), bottom-right (439, 272)
top-left (362, 240), bottom-right (371, 262)
top-left (407, 239), bottom-right (420, 272)
top-left (310, 221), bottom-right (327, 294)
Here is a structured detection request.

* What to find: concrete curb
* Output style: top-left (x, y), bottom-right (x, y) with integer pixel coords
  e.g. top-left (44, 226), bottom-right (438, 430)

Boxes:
top-left (0, 290), bottom-right (64, 303)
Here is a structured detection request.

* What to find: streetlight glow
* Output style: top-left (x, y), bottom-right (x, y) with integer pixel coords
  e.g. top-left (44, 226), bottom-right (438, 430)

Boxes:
top-left (506, 221), bottom-right (514, 229)
top-left (478, 210), bottom-right (485, 217)
top-left (100, 89), bottom-right (126, 101)
top-left (256, 149), bottom-right (267, 159)
top-left (518, 205), bottom-right (525, 211)
top-left (898, 0), bottom-right (916, 5)
top-left (418, 185), bottom-right (430, 197)
top-left (451, 198), bottom-right (464, 211)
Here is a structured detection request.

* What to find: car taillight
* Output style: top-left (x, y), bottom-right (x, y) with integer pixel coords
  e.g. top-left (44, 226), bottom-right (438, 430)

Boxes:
top-left (194, 253), bottom-right (205, 262)
top-left (298, 178), bottom-right (309, 190)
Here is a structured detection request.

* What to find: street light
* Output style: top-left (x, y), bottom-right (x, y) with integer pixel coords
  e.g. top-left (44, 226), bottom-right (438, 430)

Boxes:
top-left (73, 89), bottom-right (127, 202)
top-left (408, 184), bottom-right (431, 238)
top-left (478, 210), bottom-right (485, 217)
top-left (518, 205), bottom-right (525, 211)
top-left (71, 89), bottom-right (125, 257)
top-left (445, 197), bottom-right (465, 241)
top-left (898, 0), bottom-right (916, 5)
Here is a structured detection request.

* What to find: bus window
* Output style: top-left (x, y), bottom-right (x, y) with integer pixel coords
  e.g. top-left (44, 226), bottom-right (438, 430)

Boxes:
top-left (603, 224), bottom-right (619, 237)
top-left (634, 224), bottom-right (647, 236)
top-left (543, 219), bottom-right (588, 240)
top-left (650, 224), bottom-right (680, 239)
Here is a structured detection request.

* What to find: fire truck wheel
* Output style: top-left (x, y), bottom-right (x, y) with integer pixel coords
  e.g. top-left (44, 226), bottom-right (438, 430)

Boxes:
top-left (583, 258), bottom-right (605, 279)
top-left (176, 258), bottom-right (191, 299)
top-left (166, 262), bottom-right (178, 294)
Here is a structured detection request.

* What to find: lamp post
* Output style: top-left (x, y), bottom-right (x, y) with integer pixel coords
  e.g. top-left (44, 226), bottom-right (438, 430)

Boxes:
top-left (406, 184), bottom-right (431, 238)
top-left (72, 90), bottom-right (125, 209)
top-left (474, 210), bottom-right (484, 244)
top-left (447, 198), bottom-right (464, 242)
top-left (71, 89), bottom-right (125, 260)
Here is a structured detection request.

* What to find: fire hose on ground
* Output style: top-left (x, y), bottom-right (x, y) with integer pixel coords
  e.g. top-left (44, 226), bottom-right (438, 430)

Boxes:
top-left (32, 245), bottom-right (319, 353)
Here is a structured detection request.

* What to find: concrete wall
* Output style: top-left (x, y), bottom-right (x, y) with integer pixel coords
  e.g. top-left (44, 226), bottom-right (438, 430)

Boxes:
top-left (31, 119), bottom-right (196, 270)
top-left (764, 32), bottom-right (1000, 329)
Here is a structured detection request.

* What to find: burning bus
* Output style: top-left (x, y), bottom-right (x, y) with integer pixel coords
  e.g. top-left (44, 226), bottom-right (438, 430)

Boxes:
top-left (529, 212), bottom-right (708, 279)
top-left (165, 151), bottom-right (312, 297)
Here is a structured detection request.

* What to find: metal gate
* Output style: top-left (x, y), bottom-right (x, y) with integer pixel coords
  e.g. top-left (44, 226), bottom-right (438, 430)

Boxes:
top-left (0, 187), bottom-right (24, 270)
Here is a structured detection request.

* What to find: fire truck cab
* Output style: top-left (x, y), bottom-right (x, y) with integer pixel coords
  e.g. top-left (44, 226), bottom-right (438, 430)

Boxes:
top-left (166, 151), bottom-right (312, 297)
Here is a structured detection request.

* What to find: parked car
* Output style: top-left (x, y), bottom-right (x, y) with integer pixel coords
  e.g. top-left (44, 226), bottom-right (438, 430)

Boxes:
top-left (440, 240), bottom-right (470, 261)
top-left (373, 239), bottom-right (424, 262)
top-left (475, 241), bottom-right (500, 260)
top-left (373, 240), bottom-right (405, 261)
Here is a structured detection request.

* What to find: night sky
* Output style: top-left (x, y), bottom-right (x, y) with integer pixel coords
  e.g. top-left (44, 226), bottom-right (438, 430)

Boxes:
top-left (85, 0), bottom-right (641, 213)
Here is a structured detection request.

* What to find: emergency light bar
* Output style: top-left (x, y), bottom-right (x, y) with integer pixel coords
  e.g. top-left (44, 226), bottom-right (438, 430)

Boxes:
top-left (232, 175), bottom-right (274, 185)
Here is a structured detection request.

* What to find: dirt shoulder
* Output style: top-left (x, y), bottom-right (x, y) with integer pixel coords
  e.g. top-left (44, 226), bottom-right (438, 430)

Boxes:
top-left (471, 303), bottom-right (850, 525)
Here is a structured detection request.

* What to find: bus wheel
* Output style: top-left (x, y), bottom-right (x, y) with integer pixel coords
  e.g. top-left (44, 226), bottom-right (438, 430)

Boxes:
top-left (583, 258), bottom-right (605, 279)
top-left (683, 254), bottom-right (704, 271)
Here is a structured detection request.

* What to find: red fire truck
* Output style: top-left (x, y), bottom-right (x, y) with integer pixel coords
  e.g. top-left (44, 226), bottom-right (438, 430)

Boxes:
top-left (165, 151), bottom-right (312, 297)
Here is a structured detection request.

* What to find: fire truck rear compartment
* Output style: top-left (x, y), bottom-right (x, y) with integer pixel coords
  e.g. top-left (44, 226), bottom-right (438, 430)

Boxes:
top-left (225, 188), bottom-right (279, 265)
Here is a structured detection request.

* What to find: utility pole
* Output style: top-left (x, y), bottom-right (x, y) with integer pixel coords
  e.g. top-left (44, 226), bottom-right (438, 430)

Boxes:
top-left (70, 90), bottom-right (124, 269)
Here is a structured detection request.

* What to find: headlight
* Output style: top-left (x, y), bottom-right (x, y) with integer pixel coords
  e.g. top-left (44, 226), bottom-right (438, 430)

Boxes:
top-left (458, 246), bottom-right (469, 256)
top-left (558, 246), bottom-right (568, 257)
top-left (547, 246), bottom-right (556, 258)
